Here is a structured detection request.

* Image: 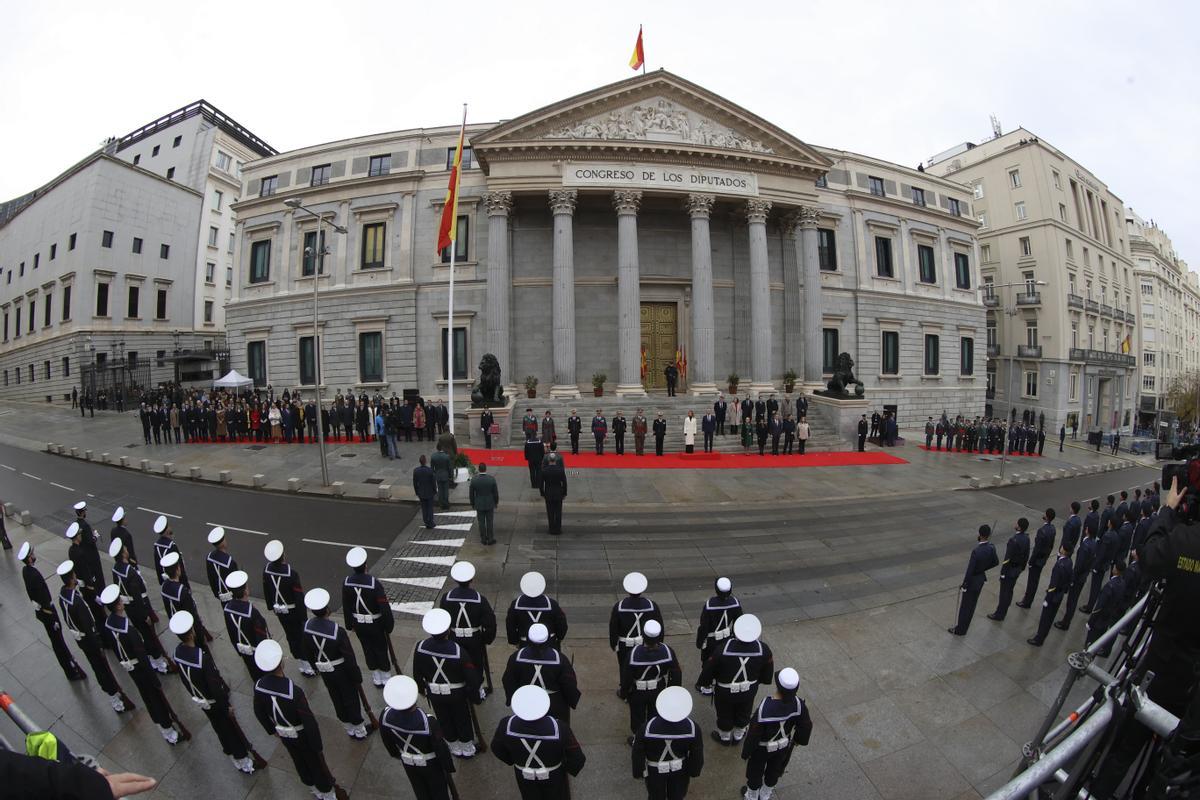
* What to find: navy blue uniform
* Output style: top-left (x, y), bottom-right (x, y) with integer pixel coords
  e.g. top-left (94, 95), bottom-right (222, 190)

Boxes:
top-left (1031, 554), bottom-right (1073, 644)
top-left (695, 592), bottom-right (743, 667)
top-left (343, 571), bottom-right (395, 674)
top-left (502, 643), bottom-right (580, 724)
top-left (609, 595), bottom-right (664, 671)
top-left (740, 695), bottom-right (813, 794)
top-left (1020, 522), bottom-right (1056, 607)
top-left (951, 541), bottom-right (998, 635)
top-left (990, 530), bottom-right (1030, 620)
top-left (1058, 537), bottom-right (1097, 628)
top-left (507, 593), bottom-right (568, 648)
top-left (173, 642), bottom-right (251, 760)
top-left (303, 616), bottom-right (365, 727)
top-left (23, 563), bottom-right (83, 680)
top-left (697, 639), bottom-right (774, 740)
top-left (491, 714), bottom-right (586, 800)
top-left (380, 706), bottom-right (455, 800)
top-left (1061, 514), bottom-right (1082, 554)
top-left (1085, 574), bottom-right (1126, 655)
top-left (620, 642), bottom-right (682, 735)
top-left (253, 673), bottom-right (335, 794)
top-left (633, 714), bottom-right (704, 800)
top-left (1084, 526), bottom-right (1120, 612)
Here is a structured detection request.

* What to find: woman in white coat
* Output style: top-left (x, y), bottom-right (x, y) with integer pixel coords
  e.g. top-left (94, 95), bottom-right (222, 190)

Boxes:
top-left (797, 415), bottom-right (811, 455)
top-left (683, 410), bottom-right (698, 454)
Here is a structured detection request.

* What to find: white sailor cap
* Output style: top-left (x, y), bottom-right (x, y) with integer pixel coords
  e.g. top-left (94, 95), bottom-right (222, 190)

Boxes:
top-left (643, 619), bottom-right (662, 639)
top-left (264, 539), bottom-right (284, 562)
top-left (304, 588), bottom-right (330, 612)
top-left (656, 685), bottom-right (693, 722)
top-left (153, 515), bottom-right (168, 534)
top-left (17, 542), bottom-right (31, 561)
top-left (73, 501), bottom-right (87, 512)
top-left (422, 608), bottom-right (452, 636)
top-left (160, 551), bottom-right (180, 569)
top-left (254, 639), bottom-right (283, 672)
top-left (520, 571), bottom-right (546, 598)
top-left (777, 667), bottom-right (800, 691)
top-left (623, 571), bottom-right (648, 595)
top-left (345, 546), bottom-right (367, 569)
top-left (225, 570), bottom-right (249, 591)
top-left (169, 610), bottom-right (194, 636)
top-left (111, 506), bottom-right (125, 523)
top-left (56, 560), bottom-right (75, 578)
top-left (528, 623), bottom-right (549, 644)
top-left (734, 613), bottom-right (762, 643)
top-left (512, 685), bottom-right (550, 721)
top-left (207, 527), bottom-right (226, 546)
top-left (383, 675), bottom-right (420, 711)
top-left (716, 576), bottom-right (732, 593)
top-left (108, 538), bottom-right (123, 559)
top-left (64, 522), bottom-right (80, 540)
top-left (450, 561), bottom-right (475, 583)
top-left (99, 584), bottom-right (121, 606)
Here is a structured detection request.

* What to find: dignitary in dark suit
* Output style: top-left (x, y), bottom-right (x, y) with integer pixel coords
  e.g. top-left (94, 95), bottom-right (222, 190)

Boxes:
top-left (567, 410), bottom-right (583, 455)
top-left (857, 415), bottom-right (868, 451)
top-left (523, 436), bottom-right (545, 489)
top-left (613, 411), bottom-right (628, 455)
top-left (781, 415), bottom-right (796, 455)
top-left (702, 411), bottom-right (717, 453)
top-left (633, 409), bottom-right (648, 455)
top-left (540, 453), bottom-right (568, 535)
top-left (714, 396), bottom-right (727, 436)
top-left (480, 408), bottom-right (495, 449)
top-left (431, 447), bottom-right (453, 511)
top-left (1018, 509), bottom-right (1057, 608)
top-left (653, 412), bottom-right (667, 456)
top-left (413, 455), bottom-right (438, 529)
top-left (949, 525), bottom-right (999, 635)
top-left (988, 518), bottom-right (1031, 621)
top-left (664, 363), bottom-right (679, 396)
top-left (1029, 545), bottom-right (1073, 646)
top-left (591, 409), bottom-right (608, 455)
top-left (469, 463), bottom-right (499, 545)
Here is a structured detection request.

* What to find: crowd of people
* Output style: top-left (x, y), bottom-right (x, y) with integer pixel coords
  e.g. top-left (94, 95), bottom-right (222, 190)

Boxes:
top-left (917, 411), bottom-right (1056, 456)
top-left (16, 501), bottom-right (811, 800)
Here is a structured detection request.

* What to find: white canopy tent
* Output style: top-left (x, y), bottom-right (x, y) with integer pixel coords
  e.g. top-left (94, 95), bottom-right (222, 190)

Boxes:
top-left (213, 370), bottom-right (254, 390)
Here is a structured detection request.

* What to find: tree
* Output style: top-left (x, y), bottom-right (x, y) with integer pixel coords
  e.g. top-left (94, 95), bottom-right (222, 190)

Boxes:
top-left (1165, 372), bottom-right (1200, 429)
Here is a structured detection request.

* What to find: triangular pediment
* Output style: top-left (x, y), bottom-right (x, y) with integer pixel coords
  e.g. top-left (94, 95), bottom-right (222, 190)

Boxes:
top-left (472, 71), bottom-right (831, 172)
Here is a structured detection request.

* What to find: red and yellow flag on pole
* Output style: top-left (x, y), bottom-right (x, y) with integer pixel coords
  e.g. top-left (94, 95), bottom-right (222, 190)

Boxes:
top-left (629, 26), bottom-right (645, 72)
top-left (640, 344), bottom-right (648, 379)
top-left (436, 107), bottom-right (468, 255)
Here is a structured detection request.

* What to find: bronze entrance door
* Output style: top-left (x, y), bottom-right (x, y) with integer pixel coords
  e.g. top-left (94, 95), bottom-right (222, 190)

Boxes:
top-left (640, 302), bottom-right (678, 391)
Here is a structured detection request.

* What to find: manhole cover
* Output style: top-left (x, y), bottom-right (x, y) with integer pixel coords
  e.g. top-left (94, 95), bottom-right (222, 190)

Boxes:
top-left (364, 478), bottom-right (384, 485)
top-left (340, 453), bottom-right (357, 458)
top-left (245, 445), bottom-right (266, 451)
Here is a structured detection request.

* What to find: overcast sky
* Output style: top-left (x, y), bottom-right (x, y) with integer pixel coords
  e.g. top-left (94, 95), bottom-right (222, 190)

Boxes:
top-left (3, 0), bottom-right (1197, 261)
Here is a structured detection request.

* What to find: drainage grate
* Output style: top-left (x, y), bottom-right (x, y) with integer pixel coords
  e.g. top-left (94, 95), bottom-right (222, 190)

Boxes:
top-left (340, 453), bottom-right (357, 458)
top-left (364, 478), bottom-right (384, 485)
top-left (245, 445), bottom-right (266, 451)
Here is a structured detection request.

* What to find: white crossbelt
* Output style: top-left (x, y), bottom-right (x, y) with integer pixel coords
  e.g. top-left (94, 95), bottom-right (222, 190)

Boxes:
top-left (453, 602), bottom-right (479, 638)
top-left (427, 655), bottom-right (465, 695)
top-left (178, 661), bottom-right (213, 710)
top-left (229, 611), bottom-right (255, 655)
top-left (635, 662), bottom-right (666, 692)
top-left (620, 612), bottom-right (645, 647)
top-left (312, 634), bottom-right (344, 672)
top-left (270, 696), bottom-right (303, 738)
top-left (764, 725), bottom-right (791, 753)
top-left (269, 574), bottom-right (294, 614)
top-left (519, 738), bottom-right (558, 781)
top-left (717, 656), bottom-right (754, 693)
top-left (707, 609), bottom-right (731, 642)
top-left (648, 738), bottom-right (684, 773)
top-left (112, 631), bottom-right (138, 673)
top-left (398, 732), bottom-right (436, 766)
top-left (351, 586), bottom-right (381, 625)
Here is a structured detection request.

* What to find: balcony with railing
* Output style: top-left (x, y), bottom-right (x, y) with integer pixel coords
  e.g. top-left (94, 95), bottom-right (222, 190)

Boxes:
top-left (1114, 309), bottom-right (1126, 322)
top-left (1017, 344), bottom-right (1043, 358)
top-left (1085, 299), bottom-right (1100, 313)
top-left (1126, 311), bottom-right (1136, 325)
top-left (983, 294), bottom-right (1000, 308)
top-left (986, 387), bottom-right (996, 400)
top-left (1067, 293), bottom-right (1084, 310)
top-left (1069, 348), bottom-right (1136, 367)
top-left (1100, 304), bottom-right (1114, 318)
top-left (986, 344), bottom-right (1000, 358)
top-left (1016, 292), bottom-right (1042, 307)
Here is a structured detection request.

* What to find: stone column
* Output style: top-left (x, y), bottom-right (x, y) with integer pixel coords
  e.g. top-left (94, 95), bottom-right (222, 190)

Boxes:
top-left (686, 193), bottom-right (717, 396)
top-left (746, 199), bottom-right (773, 395)
top-left (614, 190), bottom-right (647, 397)
top-left (794, 206), bottom-right (823, 387)
top-left (483, 191), bottom-right (513, 387)
top-left (549, 189), bottom-right (580, 398)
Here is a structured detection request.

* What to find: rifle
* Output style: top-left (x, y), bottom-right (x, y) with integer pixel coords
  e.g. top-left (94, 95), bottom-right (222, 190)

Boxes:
top-left (314, 751), bottom-right (348, 800)
top-left (481, 643), bottom-right (494, 695)
top-left (357, 682), bottom-right (379, 731)
top-left (387, 635), bottom-right (402, 676)
top-left (445, 769), bottom-right (462, 800)
top-left (468, 697), bottom-right (488, 753)
top-left (159, 688), bottom-right (191, 742)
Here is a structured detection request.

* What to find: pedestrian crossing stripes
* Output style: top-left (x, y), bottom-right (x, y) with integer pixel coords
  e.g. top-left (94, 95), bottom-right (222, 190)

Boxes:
top-left (391, 555), bottom-right (457, 567)
top-left (435, 510), bottom-right (477, 518)
top-left (432, 522), bottom-right (473, 531)
top-left (389, 600), bottom-right (435, 616)
top-left (379, 510), bottom-right (477, 616)
top-left (380, 576), bottom-right (447, 590)
top-left (410, 538), bottom-right (466, 548)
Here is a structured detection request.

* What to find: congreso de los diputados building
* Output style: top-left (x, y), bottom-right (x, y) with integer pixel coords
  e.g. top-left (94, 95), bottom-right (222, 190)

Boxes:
top-left (226, 71), bottom-right (986, 426)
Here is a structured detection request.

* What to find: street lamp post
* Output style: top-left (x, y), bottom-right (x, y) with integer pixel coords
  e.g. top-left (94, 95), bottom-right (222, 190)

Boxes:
top-left (284, 198), bottom-right (347, 487)
top-left (992, 279), bottom-right (1047, 481)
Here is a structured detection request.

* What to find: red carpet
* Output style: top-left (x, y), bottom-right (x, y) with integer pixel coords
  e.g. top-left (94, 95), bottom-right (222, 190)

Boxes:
top-left (460, 448), bottom-right (907, 470)
top-left (917, 445), bottom-right (1043, 458)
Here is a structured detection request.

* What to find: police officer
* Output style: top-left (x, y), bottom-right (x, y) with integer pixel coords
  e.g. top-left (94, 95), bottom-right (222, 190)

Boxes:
top-left (99, 584), bottom-right (189, 745)
top-left (1017, 509), bottom-right (1057, 609)
top-left (55, 560), bottom-right (133, 713)
top-left (502, 623), bottom-right (580, 724)
top-left (491, 685), bottom-right (586, 800)
top-left (205, 527), bottom-right (238, 603)
top-left (109, 506), bottom-right (137, 565)
top-left (343, 546), bottom-right (396, 687)
top-left (379, 674), bottom-right (456, 800)
top-left (108, 538), bottom-right (170, 670)
top-left (739, 668), bottom-right (813, 800)
top-left (610, 572), bottom-right (664, 676)
top-left (948, 525), bottom-right (998, 636)
top-left (632, 685), bottom-right (704, 800)
top-left (252, 640), bottom-right (348, 800)
top-left (698, 614), bottom-right (774, 746)
top-left (413, 608), bottom-right (484, 758)
top-left (262, 539), bottom-right (315, 676)
top-left (696, 577), bottom-right (743, 672)
top-left (19, 542), bottom-right (85, 681)
top-left (507, 571), bottom-right (569, 649)
top-left (987, 518), bottom-right (1030, 621)
top-left (1028, 544), bottom-right (1073, 646)
top-left (304, 588), bottom-right (371, 738)
top-left (168, 611), bottom-right (265, 774)
top-left (160, 552), bottom-right (213, 644)
top-left (222, 570), bottom-right (271, 681)
top-left (620, 619), bottom-right (682, 746)
top-left (440, 561), bottom-right (496, 694)
top-left (152, 515), bottom-right (188, 588)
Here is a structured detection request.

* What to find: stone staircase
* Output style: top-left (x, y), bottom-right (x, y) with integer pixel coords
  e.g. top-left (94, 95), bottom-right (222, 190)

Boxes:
top-left (505, 394), bottom-right (847, 452)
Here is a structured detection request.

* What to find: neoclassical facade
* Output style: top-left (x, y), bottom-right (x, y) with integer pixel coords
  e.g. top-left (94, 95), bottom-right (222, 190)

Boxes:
top-left (227, 72), bottom-right (985, 425)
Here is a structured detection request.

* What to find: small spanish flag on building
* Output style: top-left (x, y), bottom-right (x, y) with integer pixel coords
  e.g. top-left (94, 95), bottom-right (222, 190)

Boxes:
top-left (629, 26), bottom-right (645, 72)
top-left (1121, 334), bottom-right (1132, 354)
top-left (640, 344), bottom-right (648, 379)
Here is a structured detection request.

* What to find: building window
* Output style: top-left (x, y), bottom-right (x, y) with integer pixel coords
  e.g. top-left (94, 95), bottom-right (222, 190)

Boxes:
top-left (126, 286), bottom-right (138, 318)
top-left (27, 301), bottom-right (34, 332)
top-left (1058, 203), bottom-right (1067, 222)
top-left (447, 147), bottom-right (476, 170)
top-left (977, 214), bottom-right (987, 228)
top-left (1024, 370), bottom-right (1038, 398)
top-left (981, 244), bottom-right (991, 262)
top-left (1143, 351), bottom-right (1156, 367)
top-left (1083, 246), bottom-right (1090, 265)
top-left (1141, 282), bottom-right (1153, 296)
top-left (310, 164), bottom-right (331, 187)
top-left (1023, 271), bottom-right (1036, 294)
top-left (33, 253), bottom-right (39, 270)
top-left (1069, 371), bottom-right (1078, 401)
top-left (359, 332), bottom-right (383, 382)
top-left (441, 327), bottom-right (468, 380)
top-left (1052, 170), bottom-right (1062, 189)
top-left (49, 244), bottom-right (56, 260)
top-left (814, 175), bottom-right (827, 188)
top-left (1143, 375), bottom-right (1156, 391)
top-left (1071, 321), bottom-right (1078, 349)
top-left (2, 313), bottom-right (6, 341)
top-left (208, 226), bottom-right (219, 247)
top-left (948, 198), bottom-right (961, 216)
top-left (368, 154), bottom-right (391, 177)
top-left (1019, 237), bottom-right (1032, 257)
top-left (215, 150), bottom-right (231, 170)
top-left (1026, 319), bottom-right (1039, 347)
top-left (250, 241), bottom-right (271, 283)
top-left (1065, 239), bottom-right (1074, 260)
top-left (874, 237), bottom-right (894, 278)
top-left (96, 283), bottom-right (109, 317)
top-left (166, 167), bottom-right (175, 180)
top-left (817, 228), bottom-right (837, 271)
top-left (203, 300), bottom-right (214, 324)
top-left (973, 181), bottom-right (984, 199)
top-left (867, 176), bottom-right (885, 197)
top-left (159, 243), bottom-right (170, 259)
top-left (133, 154), bottom-right (140, 165)
top-left (13, 308), bottom-right (19, 338)
top-left (43, 361), bottom-right (50, 380)
top-left (43, 298), bottom-right (51, 327)
top-left (101, 230), bottom-right (114, 248)
top-left (18, 262), bottom-right (24, 277)
top-left (62, 286), bottom-right (70, 321)
top-left (61, 357), bottom-right (69, 378)
top-left (299, 336), bottom-right (320, 385)
top-left (246, 341), bottom-right (267, 387)
top-left (260, 175), bottom-right (278, 197)
top-left (440, 216), bottom-right (470, 263)
top-left (302, 231), bottom-right (326, 276)
top-left (205, 262), bottom-right (216, 284)
top-left (226, 266), bottom-right (233, 287)
top-left (155, 350), bottom-right (165, 366)
top-left (923, 334), bottom-right (939, 375)
top-left (213, 190), bottom-right (223, 210)
top-left (130, 236), bottom-right (143, 255)
top-left (1015, 201), bottom-right (1027, 221)
top-left (28, 365), bottom-right (33, 384)
top-left (822, 328), bottom-right (839, 373)
top-left (881, 330), bottom-right (900, 375)
top-left (954, 253), bottom-right (971, 289)
top-left (960, 337), bottom-right (974, 375)
top-left (170, 135), bottom-right (182, 149)
top-left (155, 289), bottom-right (167, 320)
top-left (911, 187), bottom-right (926, 206)
top-left (917, 244), bottom-right (936, 284)
top-left (151, 145), bottom-right (160, 157)
top-left (361, 222), bottom-right (386, 269)
top-left (1009, 169), bottom-right (1022, 188)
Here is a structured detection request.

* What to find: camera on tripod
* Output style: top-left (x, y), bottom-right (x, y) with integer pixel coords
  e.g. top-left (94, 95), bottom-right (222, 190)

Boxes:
top-left (1163, 443), bottom-right (1200, 523)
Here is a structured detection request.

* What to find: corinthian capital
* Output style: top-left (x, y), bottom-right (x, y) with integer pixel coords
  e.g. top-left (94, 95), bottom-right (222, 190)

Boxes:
top-left (613, 189), bottom-right (643, 215)
top-left (548, 189), bottom-right (578, 216)
top-left (684, 193), bottom-right (715, 219)
top-left (483, 190), bottom-right (513, 217)
top-left (744, 198), bottom-right (772, 224)
top-left (798, 205), bottom-right (821, 228)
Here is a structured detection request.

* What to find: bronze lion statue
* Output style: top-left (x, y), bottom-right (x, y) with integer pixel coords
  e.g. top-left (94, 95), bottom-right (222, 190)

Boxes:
top-left (826, 352), bottom-right (865, 397)
top-left (471, 353), bottom-right (505, 408)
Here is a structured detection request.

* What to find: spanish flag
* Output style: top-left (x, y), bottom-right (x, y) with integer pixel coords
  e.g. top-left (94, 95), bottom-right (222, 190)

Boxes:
top-left (1121, 334), bottom-right (1131, 354)
top-left (629, 26), bottom-right (645, 72)
top-left (436, 106), bottom-right (468, 256)
top-left (640, 344), bottom-right (648, 379)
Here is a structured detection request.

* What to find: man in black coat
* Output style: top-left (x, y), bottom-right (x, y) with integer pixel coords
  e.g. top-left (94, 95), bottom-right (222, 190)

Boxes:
top-left (480, 407), bottom-right (495, 449)
top-left (988, 518), bottom-right (1031, 621)
top-left (1018, 508), bottom-right (1056, 609)
top-left (591, 410), bottom-right (608, 455)
top-left (412, 455), bottom-right (437, 529)
top-left (567, 410), bottom-right (582, 455)
top-left (524, 436), bottom-right (544, 488)
top-left (768, 413), bottom-right (783, 456)
top-left (714, 396), bottom-right (727, 436)
top-left (652, 412), bottom-right (667, 456)
top-left (702, 411), bottom-right (717, 453)
top-left (1028, 544), bottom-right (1073, 646)
top-left (949, 525), bottom-right (999, 636)
top-left (540, 453), bottom-right (568, 535)
top-left (869, 411), bottom-right (881, 440)
top-left (857, 415), bottom-right (868, 451)
top-left (613, 411), bottom-right (627, 455)
top-left (664, 364), bottom-right (678, 397)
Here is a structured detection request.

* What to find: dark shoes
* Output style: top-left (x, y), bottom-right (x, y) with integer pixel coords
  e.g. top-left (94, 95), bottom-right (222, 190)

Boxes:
top-left (1027, 638), bottom-right (1043, 647)
top-left (1079, 606), bottom-right (1093, 614)
top-left (1015, 601), bottom-right (1031, 609)
top-left (1054, 622), bottom-right (1069, 631)
top-left (947, 627), bottom-right (964, 636)
top-left (987, 613), bottom-right (1004, 621)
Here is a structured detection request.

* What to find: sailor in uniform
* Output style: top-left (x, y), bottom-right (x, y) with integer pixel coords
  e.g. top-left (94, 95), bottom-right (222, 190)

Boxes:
top-left (697, 614), bottom-right (774, 746)
top-left (502, 623), bottom-right (581, 724)
top-left (109, 537), bottom-right (170, 669)
top-left (19, 541), bottom-right (85, 681)
top-left (109, 506), bottom-right (138, 566)
top-left (99, 583), bottom-right (189, 745)
top-left (168, 611), bottom-right (265, 774)
top-left (739, 668), bottom-right (813, 800)
top-left (205, 527), bottom-right (239, 603)
top-left (221, 570), bottom-right (271, 680)
top-left (262, 539), bottom-right (315, 676)
top-left (610, 572), bottom-right (664, 676)
top-left (252, 639), bottom-right (347, 800)
top-left (412, 608), bottom-right (484, 758)
top-left (491, 684), bottom-right (586, 800)
top-left (632, 685), bottom-right (704, 800)
top-left (55, 560), bottom-right (133, 712)
top-left (506, 571), bottom-right (569, 650)
top-left (379, 674), bottom-right (456, 800)
top-left (65, 521), bottom-right (107, 636)
top-left (152, 515), bottom-right (188, 588)
top-left (342, 546), bottom-right (395, 687)
top-left (303, 588), bottom-right (371, 739)
top-left (160, 551), bottom-right (212, 644)
top-left (439, 561), bottom-right (497, 694)
top-left (695, 576), bottom-right (743, 674)
top-left (620, 619), bottom-right (682, 746)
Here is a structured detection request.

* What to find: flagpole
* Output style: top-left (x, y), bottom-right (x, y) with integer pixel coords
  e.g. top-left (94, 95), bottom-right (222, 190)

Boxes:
top-left (641, 24), bottom-right (646, 74)
top-left (447, 103), bottom-right (467, 436)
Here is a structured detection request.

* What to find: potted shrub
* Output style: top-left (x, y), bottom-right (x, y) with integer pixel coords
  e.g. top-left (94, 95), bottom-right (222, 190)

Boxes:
top-left (524, 375), bottom-right (539, 399)
top-left (452, 450), bottom-right (475, 484)
top-left (782, 369), bottom-right (798, 394)
top-left (727, 373), bottom-right (740, 395)
top-left (592, 372), bottom-right (607, 397)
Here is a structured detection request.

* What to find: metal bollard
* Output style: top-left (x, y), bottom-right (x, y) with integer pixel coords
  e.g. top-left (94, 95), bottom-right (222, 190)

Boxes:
top-left (84, 450), bottom-right (93, 461)
top-left (69, 447), bottom-right (78, 458)
top-left (119, 455), bottom-right (130, 468)
top-left (18, 511), bottom-right (31, 526)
